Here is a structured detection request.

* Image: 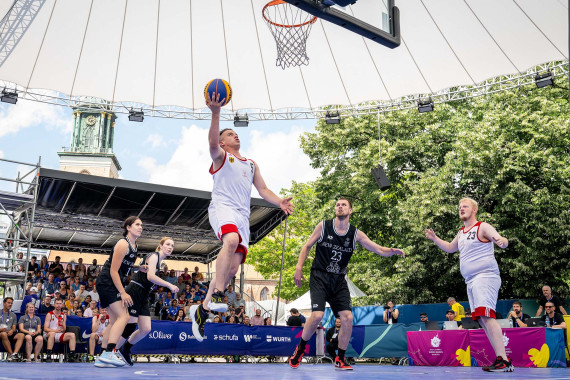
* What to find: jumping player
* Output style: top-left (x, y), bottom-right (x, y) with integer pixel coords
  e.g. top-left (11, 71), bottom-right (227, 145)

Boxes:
top-left (190, 93), bottom-right (294, 342)
top-left (426, 197), bottom-right (512, 372)
top-left (116, 237), bottom-right (179, 366)
top-left (289, 198), bottom-right (405, 370)
top-left (95, 216), bottom-right (144, 367)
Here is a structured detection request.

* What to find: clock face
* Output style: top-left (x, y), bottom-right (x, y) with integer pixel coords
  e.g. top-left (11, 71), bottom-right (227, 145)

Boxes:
top-left (86, 115), bottom-right (97, 126)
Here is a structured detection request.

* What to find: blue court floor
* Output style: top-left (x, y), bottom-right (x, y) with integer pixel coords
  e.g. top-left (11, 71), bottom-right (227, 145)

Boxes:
top-left (0, 363), bottom-right (567, 380)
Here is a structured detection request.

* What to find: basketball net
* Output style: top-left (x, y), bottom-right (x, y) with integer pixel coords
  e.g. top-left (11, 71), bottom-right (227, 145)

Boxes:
top-left (262, 0), bottom-right (317, 69)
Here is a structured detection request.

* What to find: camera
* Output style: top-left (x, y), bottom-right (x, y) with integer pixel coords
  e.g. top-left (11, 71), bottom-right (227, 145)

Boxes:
top-left (384, 305), bottom-right (390, 310)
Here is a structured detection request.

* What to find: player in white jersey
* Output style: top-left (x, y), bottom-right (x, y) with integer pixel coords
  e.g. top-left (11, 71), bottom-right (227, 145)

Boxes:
top-left (190, 92), bottom-right (294, 342)
top-left (426, 198), bottom-right (513, 373)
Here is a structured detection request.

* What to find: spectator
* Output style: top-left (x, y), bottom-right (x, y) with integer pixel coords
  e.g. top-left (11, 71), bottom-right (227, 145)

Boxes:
top-left (63, 263), bottom-right (74, 278)
top-left (32, 270), bottom-right (43, 284)
top-left (167, 300), bottom-right (180, 321)
top-left (84, 300), bottom-right (99, 318)
top-left (43, 299), bottom-right (79, 362)
top-left (420, 312), bottom-right (429, 323)
top-left (88, 283), bottom-right (100, 303)
top-left (447, 297), bottom-right (465, 321)
top-left (227, 316), bottom-right (237, 324)
top-left (251, 309), bottom-right (264, 326)
top-left (443, 310), bottom-right (462, 329)
top-left (35, 281), bottom-right (45, 300)
top-left (178, 292), bottom-right (187, 307)
top-left (75, 257), bottom-right (86, 279)
top-left (243, 316), bottom-right (251, 326)
top-left (213, 315), bottom-right (222, 323)
top-left (86, 278), bottom-right (95, 291)
top-left (75, 310), bottom-right (83, 317)
top-left (179, 267), bottom-right (192, 285)
top-left (508, 301), bottom-right (530, 328)
top-left (89, 309), bottom-right (109, 357)
top-left (166, 269), bottom-right (178, 286)
top-left (48, 256), bottom-right (64, 276)
top-left (225, 307), bottom-right (238, 323)
top-left (28, 256), bottom-right (40, 275)
top-left (67, 300), bottom-right (81, 316)
top-left (18, 302), bottom-right (42, 362)
top-left (465, 308), bottom-right (472, 318)
top-left (193, 284), bottom-right (206, 301)
top-left (541, 301), bottom-right (567, 329)
top-left (163, 291), bottom-right (174, 308)
top-left (24, 282), bottom-right (32, 295)
top-left (287, 308), bottom-right (306, 327)
top-left (70, 276), bottom-right (81, 292)
top-left (87, 259), bottom-right (99, 278)
top-left (20, 287), bottom-right (40, 314)
top-left (39, 256), bottom-right (49, 277)
top-left (235, 305), bottom-right (245, 322)
top-left (55, 273), bottom-right (66, 285)
top-left (44, 274), bottom-right (57, 296)
top-left (39, 295), bottom-right (55, 314)
top-left (183, 284), bottom-right (192, 299)
top-left (326, 318), bottom-right (341, 358)
top-left (75, 284), bottom-right (89, 303)
top-left (264, 316), bottom-right (272, 326)
top-left (58, 282), bottom-right (70, 300)
top-left (383, 301), bottom-right (399, 324)
top-left (192, 266), bottom-right (204, 283)
top-left (64, 293), bottom-right (76, 311)
top-left (225, 285), bottom-right (237, 306)
top-left (234, 293), bottom-right (246, 309)
top-left (1, 297), bottom-right (24, 361)
top-left (536, 285), bottom-right (567, 317)
top-left (81, 295), bottom-right (93, 311)
top-left (175, 309), bottom-right (186, 322)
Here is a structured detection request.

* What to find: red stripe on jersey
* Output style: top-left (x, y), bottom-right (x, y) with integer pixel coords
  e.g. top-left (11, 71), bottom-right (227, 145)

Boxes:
top-left (475, 221), bottom-right (491, 243)
top-left (209, 150), bottom-right (228, 175)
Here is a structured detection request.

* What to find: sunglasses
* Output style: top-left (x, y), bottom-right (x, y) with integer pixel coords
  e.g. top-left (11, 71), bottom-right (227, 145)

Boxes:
top-left (545, 306), bottom-right (554, 308)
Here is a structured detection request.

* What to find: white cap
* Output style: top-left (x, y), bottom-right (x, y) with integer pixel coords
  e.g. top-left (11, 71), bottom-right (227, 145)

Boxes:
top-left (30, 287), bottom-right (38, 293)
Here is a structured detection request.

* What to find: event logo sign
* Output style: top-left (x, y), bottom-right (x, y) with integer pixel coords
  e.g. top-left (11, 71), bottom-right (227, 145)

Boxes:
top-left (407, 330), bottom-right (470, 366)
top-left (430, 334), bottom-right (441, 348)
top-left (469, 328), bottom-right (545, 367)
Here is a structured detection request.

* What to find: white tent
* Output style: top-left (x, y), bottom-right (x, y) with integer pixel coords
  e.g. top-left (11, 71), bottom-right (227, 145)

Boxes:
top-left (0, 0), bottom-right (566, 119)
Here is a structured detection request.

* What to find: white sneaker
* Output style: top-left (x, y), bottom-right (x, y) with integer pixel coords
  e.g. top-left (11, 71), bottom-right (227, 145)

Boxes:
top-left (96, 350), bottom-right (126, 367)
top-left (207, 301), bottom-right (228, 313)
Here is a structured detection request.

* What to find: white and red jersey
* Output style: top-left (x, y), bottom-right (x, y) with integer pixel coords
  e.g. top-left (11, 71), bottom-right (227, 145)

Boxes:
top-left (458, 221), bottom-right (500, 283)
top-left (96, 314), bottom-right (109, 335)
top-left (47, 311), bottom-right (65, 330)
top-left (209, 151), bottom-right (255, 216)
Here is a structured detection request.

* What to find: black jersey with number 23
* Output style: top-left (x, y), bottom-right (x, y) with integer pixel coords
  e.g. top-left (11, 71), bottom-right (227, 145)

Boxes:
top-left (311, 219), bottom-right (358, 275)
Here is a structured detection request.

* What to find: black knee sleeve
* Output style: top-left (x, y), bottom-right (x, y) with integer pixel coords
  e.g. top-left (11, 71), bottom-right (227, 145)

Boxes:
top-left (121, 323), bottom-right (137, 339)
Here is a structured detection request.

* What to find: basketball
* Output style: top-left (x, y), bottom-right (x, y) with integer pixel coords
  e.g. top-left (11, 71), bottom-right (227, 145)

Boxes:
top-left (204, 78), bottom-right (232, 106)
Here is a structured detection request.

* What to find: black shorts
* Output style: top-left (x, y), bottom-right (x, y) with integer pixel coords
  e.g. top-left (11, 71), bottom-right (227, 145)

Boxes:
top-left (309, 269), bottom-right (351, 315)
top-left (97, 271), bottom-right (122, 309)
top-left (125, 282), bottom-right (150, 318)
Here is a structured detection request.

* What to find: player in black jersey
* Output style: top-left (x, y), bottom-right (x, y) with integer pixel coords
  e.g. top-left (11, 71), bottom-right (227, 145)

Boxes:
top-left (114, 237), bottom-right (179, 366)
top-left (95, 216), bottom-right (146, 368)
top-left (289, 198), bottom-right (405, 370)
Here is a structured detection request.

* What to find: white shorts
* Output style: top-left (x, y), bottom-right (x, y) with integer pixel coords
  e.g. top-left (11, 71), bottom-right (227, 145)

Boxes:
top-left (208, 203), bottom-right (250, 262)
top-left (466, 275), bottom-right (501, 319)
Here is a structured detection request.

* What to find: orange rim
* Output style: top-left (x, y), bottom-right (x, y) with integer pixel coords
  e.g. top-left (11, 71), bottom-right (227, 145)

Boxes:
top-left (262, 0), bottom-right (317, 28)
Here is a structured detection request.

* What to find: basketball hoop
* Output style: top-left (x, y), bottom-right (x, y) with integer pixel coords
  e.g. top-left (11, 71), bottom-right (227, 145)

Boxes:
top-left (262, 0), bottom-right (317, 69)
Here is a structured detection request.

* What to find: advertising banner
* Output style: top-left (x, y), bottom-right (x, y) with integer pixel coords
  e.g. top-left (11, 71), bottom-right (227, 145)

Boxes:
top-left (407, 330), bottom-right (471, 366)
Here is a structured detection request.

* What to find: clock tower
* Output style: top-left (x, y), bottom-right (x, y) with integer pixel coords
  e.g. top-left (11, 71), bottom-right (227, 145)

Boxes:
top-left (58, 99), bottom-right (121, 178)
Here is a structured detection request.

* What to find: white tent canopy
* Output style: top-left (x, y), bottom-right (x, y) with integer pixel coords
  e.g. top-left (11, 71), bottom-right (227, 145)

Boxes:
top-left (0, 0), bottom-right (567, 119)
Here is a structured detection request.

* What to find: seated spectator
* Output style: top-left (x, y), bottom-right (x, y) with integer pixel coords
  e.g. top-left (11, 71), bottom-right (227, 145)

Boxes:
top-left (163, 291), bottom-right (174, 308)
top-left (447, 297), bottom-right (465, 321)
top-left (75, 284), bottom-right (89, 303)
top-left (443, 310), bottom-right (462, 329)
top-left (287, 308), bottom-right (306, 327)
top-left (75, 309), bottom-right (83, 317)
top-left (25, 282), bottom-right (32, 295)
top-left (20, 287), bottom-right (40, 314)
top-left (166, 269), bottom-right (178, 286)
top-left (40, 295), bottom-right (55, 314)
top-left (225, 285), bottom-right (237, 306)
top-left (18, 302), bottom-right (42, 362)
top-left (251, 309), bottom-right (264, 326)
top-left (179, 267), bottom-right (192, 285)
top-left (28, 256), bottom-right (40, 276)
top-left (39, 256), bottom-right (50, 277)
top-left (43, 299), bottom-right (79, 362)
top-left (243, 316), bottom-right (251, 326)
top-left (54, 273), bottom-right (66, 284)
top-left (70, 276), bottom-right (81, 292)
top-left (383, 301), bottom-right (399, 324)
top-left (226, 307), bottom-right (239, 323)
top-left (88, 283), bottom-right (99, 303)
top-left (63, 263), bottom-right (74, 278)
top-left (326, 318), bottom-right (341, 358)
top-left (420, 312), bottom-right (429, 323)
top-left (465, 308), bottom-right (472, 318)
top-left (64, 293), bottom-right (76, 311)
top-left (264, 316), bottom-right (272, 326)
top-left (84, 300), bottom-right (99, 318)
top-left (175, 309), bottom-right (186, 322)
top-left (86, 259), bottom-right (99, 278)
top-left (234, 293), bottom-right (246, 309)
top-left (75, 257), bottom-right (86, 279)
top-left (227, 316), bottom-right (237, 324)
top-left (508, 301), bottom-right (530, 328)
top-left (58, 282), bottom-right (70, 300)
top-left (183, 284), bottom-right (192, 299)
top-left (1, 297), bottom-right (24, 361)
top-left (89, 309), bottom-right (109, 357)
top-left (86, 278), bottom-right (95, 291)
top-left (178, 292), bottom-right (187, 307)
top-left (213, 315), bottom-right (222, 323)
top-left (32, 270), bottom-right (43, 284)
top-left (48, 256), bottom-right (64, 276)
top-left (44, 274), bottom-right (58, 296)
top-left (536, 285), bottom-right (567, 317)
top-left (81, 295), bottom-right (92, 311)
top-left (67, 300), bottom-right (81, 316)
top-left (167, 300), bottom-right (180, 321)
top-left (66, 273), bottom-right (75, 288)
top-left (541, 301), bottom-right (567, 329)
top-left (192, 266), bottom-right (204, 283)
top-left (235, 305), bottom-right (245, 322)
top-left (193, 284), bottom-right (206, 301)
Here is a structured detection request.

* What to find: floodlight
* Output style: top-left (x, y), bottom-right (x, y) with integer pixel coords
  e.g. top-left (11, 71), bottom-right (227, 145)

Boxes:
top-left (128, 109), bottom-right (144, 122)
top-left (417, 98), bottom-right (434, 113)
top-left (534, 71), bottom-right (553, 88)
top-left (325, 110), bottom-right (341, 124)
top-left (234, 114), bottom-right (249, 127)
top-left (1, 90), bottom-right (18, 104)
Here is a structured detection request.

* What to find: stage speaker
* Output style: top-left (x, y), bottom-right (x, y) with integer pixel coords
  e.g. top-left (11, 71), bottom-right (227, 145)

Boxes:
top-left (371, 165), bottom-right (391, 190)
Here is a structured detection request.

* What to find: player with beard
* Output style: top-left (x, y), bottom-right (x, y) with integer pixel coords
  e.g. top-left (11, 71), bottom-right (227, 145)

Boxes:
top-left (289, 198), bottom-right (405, 370)
top-left (426, 197), bottom-right (512, 372)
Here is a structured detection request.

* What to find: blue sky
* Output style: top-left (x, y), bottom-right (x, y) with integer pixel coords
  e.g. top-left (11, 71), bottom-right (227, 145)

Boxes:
top-left (0, 99), bottom-right (320, 197)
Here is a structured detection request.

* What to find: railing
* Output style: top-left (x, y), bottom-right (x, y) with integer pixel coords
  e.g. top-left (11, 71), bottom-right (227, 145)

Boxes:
top-left (59, 147), bottom-right (114, 154)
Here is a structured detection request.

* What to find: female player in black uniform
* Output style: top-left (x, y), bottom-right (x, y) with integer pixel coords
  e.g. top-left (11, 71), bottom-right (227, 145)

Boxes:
top-left (115, 237), bottom-right (179, 366)
top-left (289, 198), bottom-right (405, 370)
top-left (95, 216), bottom-right (143, 367)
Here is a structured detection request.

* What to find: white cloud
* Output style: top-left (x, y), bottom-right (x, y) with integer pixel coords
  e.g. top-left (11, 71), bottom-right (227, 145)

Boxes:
top-left (0, 98), bottom-right (71, 138)
top-left (0, 150), bottom-right (3, 158)
top-left (145, 134), bottom-right (166, 149)
top-left (138, 125), bottom-right (318, 197)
